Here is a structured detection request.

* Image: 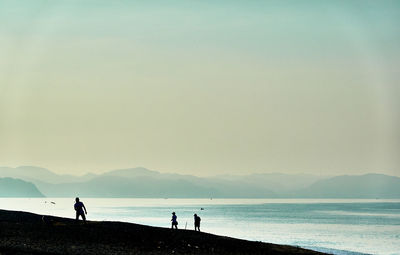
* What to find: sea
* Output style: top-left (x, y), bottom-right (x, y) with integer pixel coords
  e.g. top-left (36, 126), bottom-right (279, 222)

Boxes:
top-left (0, 198), bottom-right (399, 255)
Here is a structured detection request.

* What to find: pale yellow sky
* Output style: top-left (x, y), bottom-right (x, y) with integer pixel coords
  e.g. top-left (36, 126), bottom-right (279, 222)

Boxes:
top-left (0, 1), bottom-right (399, 176)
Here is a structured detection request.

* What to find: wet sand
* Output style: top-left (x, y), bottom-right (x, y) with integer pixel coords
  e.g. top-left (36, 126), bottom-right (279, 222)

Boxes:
top-left (0, 209), bottom-right (327, 254)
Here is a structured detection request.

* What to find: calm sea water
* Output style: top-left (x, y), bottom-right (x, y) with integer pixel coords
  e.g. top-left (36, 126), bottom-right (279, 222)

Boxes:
top-left (0, 198), bottom-right (399, 255)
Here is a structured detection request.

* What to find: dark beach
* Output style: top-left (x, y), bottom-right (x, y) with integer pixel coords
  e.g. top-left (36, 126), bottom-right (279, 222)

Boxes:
top-left (0, 209), bottom-right (326, 255)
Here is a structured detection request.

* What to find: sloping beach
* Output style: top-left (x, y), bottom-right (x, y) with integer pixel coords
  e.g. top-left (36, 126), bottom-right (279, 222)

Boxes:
top-left (0, 209), bottom-right (326, 255)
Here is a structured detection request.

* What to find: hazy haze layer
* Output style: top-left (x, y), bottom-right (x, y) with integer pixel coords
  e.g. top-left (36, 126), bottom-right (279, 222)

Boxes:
top-left (0, 0), bottom-right (399, 176)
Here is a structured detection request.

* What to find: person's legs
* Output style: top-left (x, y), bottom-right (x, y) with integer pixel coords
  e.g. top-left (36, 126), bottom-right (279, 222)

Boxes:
top-left (81, 212), bottom-right (86, 223)
top-left (76, 211), bottom-right (79, 221)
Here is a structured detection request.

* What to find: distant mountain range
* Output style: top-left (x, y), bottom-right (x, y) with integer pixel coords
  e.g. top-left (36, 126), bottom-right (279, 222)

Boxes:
top-left (0, 177), bottom-right (44, 197)
top-left (294, 174), bottom-right (400, 198)
top-left (0, 166), bottom-right (399, 198)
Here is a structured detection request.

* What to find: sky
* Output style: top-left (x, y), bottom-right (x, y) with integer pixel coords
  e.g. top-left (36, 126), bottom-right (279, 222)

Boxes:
top-left (0, 0), bottom-right (399, 177)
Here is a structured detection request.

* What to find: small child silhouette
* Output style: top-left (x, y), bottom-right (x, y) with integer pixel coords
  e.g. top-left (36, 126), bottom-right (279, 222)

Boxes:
top-left (171, 212), bottom-right (178, 229)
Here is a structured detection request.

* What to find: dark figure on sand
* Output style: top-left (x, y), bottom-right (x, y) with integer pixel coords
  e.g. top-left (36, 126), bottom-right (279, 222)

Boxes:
top-left (74, 197), bottom-right (87, 223)
top-left (194, 214), bottom-right (201, 231)
top-left (171, 212), bottom-right (178, 229)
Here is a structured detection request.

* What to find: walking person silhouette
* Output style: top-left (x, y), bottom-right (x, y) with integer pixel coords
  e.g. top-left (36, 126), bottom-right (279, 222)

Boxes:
top-left (74, 197), bottom-right (87, 223)
top-left (194, 214), bottom-right (201, 231)
top-left (171, 212), bottom-right (178, 229)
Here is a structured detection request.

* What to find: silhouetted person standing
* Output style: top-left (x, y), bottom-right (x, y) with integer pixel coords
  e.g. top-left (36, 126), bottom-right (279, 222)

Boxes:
top-left (171, 212), bottom-right (178, 229)
top-left (74, 197), bottom-right (87, 223)
top-left (194, 214), bottom-right (201, 231)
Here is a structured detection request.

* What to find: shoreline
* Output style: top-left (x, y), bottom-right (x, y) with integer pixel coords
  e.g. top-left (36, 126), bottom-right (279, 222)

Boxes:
top-left (0, 209), bottom-right (327, 254)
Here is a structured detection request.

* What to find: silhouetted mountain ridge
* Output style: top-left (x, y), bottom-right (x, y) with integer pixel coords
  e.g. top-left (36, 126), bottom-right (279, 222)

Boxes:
top-left (0, 166), bottom-right (399, 198)
top-left (104, 167), bottom-right (160, 178)
top-left (0, 166), bottom-right (94, 184)
top-left (0, 177), bottom-right (44, 197)
top-left (295, 173), bottom-right (400, 198)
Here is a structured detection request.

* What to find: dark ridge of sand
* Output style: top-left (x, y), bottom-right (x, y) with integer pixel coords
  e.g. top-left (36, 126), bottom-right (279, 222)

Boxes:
top-left (0, 209), bottom-right (327, 255)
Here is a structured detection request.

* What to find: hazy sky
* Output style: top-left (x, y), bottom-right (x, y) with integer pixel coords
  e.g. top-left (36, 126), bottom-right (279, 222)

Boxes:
top-left (0, 0), bottom-right (399, 176)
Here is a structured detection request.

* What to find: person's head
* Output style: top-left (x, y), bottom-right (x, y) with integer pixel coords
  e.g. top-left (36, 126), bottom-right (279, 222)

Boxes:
top-left (172, 212), bottom-right (175, 215)
top-left (75, 197), bottom-right (79, 203)
top-left (194, 214), bottom-right (197, 217)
